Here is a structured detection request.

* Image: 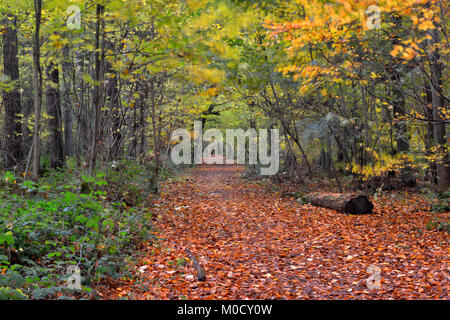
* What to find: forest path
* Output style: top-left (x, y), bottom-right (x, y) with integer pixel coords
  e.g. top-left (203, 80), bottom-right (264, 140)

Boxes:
top-left (99, 165), bottom-right (449, 299)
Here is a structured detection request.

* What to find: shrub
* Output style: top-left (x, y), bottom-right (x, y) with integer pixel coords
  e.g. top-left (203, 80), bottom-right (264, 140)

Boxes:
top-left (0, 171), bottom-right (155, 299)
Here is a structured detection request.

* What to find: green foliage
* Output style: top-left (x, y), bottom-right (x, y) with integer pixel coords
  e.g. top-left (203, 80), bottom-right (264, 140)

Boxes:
top-left (422, 189), bottom-right (450, 213)
top-left (0, 167), bottom-right (155, 300)
top-left (422, 189), bottom-right (450, 235)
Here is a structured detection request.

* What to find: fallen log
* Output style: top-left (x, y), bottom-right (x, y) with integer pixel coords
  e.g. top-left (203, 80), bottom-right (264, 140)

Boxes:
top-left (304, 192), bottom-right (374, 214)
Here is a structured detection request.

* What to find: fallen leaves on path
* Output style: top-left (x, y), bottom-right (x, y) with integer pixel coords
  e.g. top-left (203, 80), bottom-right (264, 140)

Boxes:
top-left (96, 165), bottom-right (449, 299)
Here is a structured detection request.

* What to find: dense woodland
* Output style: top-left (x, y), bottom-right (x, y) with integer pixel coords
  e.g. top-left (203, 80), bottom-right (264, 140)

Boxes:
top-left (0, 0), bottom-right (448, 300)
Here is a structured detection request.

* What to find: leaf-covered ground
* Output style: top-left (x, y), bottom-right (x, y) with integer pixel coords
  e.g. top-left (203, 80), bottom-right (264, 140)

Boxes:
top-left (96, 165), bottom-right (449, 299)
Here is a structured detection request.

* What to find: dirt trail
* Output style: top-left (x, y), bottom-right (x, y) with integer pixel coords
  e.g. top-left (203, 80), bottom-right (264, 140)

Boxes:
top-left (101, 165), bottom-right (449, 299)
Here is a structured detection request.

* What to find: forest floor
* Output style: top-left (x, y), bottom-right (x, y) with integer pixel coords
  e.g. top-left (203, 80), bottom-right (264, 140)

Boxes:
top-left (95, 164), bottom-right (449, 299)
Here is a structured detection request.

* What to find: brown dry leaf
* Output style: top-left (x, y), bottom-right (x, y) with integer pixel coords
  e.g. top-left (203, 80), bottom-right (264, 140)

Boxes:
top-left (94, 165), bottom-right (449, 300)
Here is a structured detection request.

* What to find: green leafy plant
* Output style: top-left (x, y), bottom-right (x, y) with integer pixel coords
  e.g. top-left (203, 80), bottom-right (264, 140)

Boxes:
top-left (0, 167), bottom-right (156, 300)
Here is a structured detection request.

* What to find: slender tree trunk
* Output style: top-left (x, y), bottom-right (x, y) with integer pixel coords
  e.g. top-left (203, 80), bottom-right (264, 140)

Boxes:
top-left (428, 26), bottom-right (450, 190)
top-left (2, 15), bottom-right (24, 168)
top-left (282, 120), bottom-right (312, 179)
top-left (129, 98), bottom-right (138, 158)
top-left (105, 42), bottom-right (121, 160)
top-left (423, 80), bottom-right (437, 183)
top-left (391, 14), bottom-right (410, 155)
top-left (391, 71), bottom-right (409, 154)
top-left (32, 0), bottom-right (42, 181)
top-left (138, 101), bottom-right (146, 157)
top-left (89, 4), bottom-right (104, 174)
top-left (46, 62), bottom-right (64, 168)
top-left (62, 46), bottom-right (73, 158)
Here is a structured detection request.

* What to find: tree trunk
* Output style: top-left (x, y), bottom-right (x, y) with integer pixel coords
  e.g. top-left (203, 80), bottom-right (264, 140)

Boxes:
top-left (391, 14), bottom-right (410, 155)
top-left (32, 0), bottom-right (42, 181)
top-left (282, 120), bottom-right (313, 179)
top-left (2, 15), bottom-right (24, 168)
top-left (304, 192), bottom-right (374, 214)
top-left (62, 46), bottom-right (73, 158)
top-left (129, 96), bottom-right (138, 158)
top-left (46, 62), bottom-right (64, 168)
top-left (138, 100), bottom-right (146, 157)
top-left (391, 72), bottom-right (409, 154)
top-left (423, 80), bottom-right (437, 184)
top-left (105, 45), bottom-right (121, 160)
top-left (428, 26), bottom-right (450, 190)
top-left (89, 4), bottom-right (104, 174)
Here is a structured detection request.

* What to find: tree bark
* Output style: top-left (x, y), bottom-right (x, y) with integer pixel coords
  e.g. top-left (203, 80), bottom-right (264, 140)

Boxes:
top-left (62, 46), bottom-right (73, 158)
top-left (428, 26), bottom-right (450, 190)
top-left (46, 62), bottom-right (64, 168)
top-left (105, 42), bottom-right (121, 160)
top-left (2, 15), bottom-right (24, 168)
top-left (391, 14), bottom-right (410, 154)
top-left (423, 80), bottom-right (437, 184)
top-left (89, 4), bottom-right (104, 174)
top-left (391, 71), bottom-right (409, 154)
top-left (138, 99), bottom-right (146, 157)
top-left (32, 0), bottom-right (42, 181)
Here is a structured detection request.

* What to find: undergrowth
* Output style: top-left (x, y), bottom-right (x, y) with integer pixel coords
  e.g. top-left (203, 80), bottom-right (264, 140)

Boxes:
top-left (0, 159), bottom-right (173, 300)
